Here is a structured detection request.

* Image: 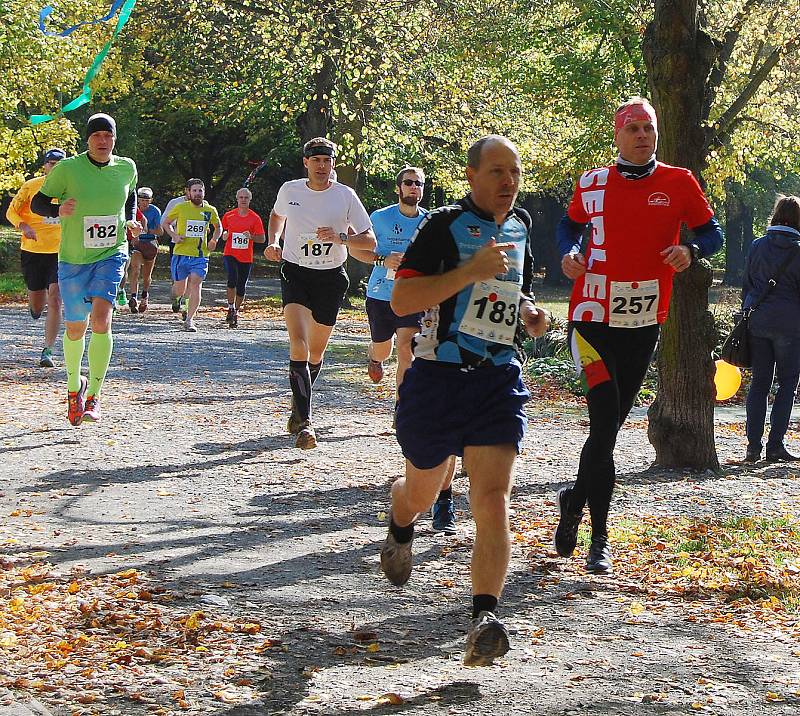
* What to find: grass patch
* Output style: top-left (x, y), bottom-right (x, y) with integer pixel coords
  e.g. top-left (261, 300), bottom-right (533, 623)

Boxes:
top-left (610, 515), bottom-right (800, 608)
top-left (0, 273), bottom-right (26, 301)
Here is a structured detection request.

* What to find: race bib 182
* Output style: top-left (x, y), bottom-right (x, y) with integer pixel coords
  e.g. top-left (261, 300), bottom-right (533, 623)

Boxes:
top-left (83, 215), bottom-right (118, 249)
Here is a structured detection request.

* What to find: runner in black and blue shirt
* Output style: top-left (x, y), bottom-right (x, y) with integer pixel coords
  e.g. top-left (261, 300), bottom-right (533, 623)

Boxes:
top-left (378, 136), bottom-right (549, 667)
top-left (351, 167), bottom-right (459, 535)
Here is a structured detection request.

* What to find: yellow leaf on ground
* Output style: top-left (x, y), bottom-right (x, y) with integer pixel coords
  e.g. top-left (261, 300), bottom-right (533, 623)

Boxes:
top-left (377, 693), bottom-right (404, 705)
top-left (629, 601), bottom-right (645, 616)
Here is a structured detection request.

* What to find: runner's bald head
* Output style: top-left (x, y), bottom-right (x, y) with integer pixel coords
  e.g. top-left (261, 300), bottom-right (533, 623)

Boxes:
top-left (466, 135), bottom-right (519, 169)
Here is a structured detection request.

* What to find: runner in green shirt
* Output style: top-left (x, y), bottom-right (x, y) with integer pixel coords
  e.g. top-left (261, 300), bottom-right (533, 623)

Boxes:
top-left (32, 113), bottom-right (142, 425)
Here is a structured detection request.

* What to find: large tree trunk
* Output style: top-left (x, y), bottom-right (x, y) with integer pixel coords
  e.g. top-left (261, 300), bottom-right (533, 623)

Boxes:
top-left (643, 1), bottom-right (720, 469)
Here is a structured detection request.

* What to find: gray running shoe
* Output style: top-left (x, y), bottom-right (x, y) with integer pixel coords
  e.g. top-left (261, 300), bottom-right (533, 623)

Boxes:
top-left (464, 611), bottom-right (510, 666)
top-left (380, 522), bottom-right (413, 586)
top-left (554, 486), bottom-right (583, 557)
top-left (295, 421), bottom-right (317, 450)
top-left (287, 400), bottom-right (303, 435)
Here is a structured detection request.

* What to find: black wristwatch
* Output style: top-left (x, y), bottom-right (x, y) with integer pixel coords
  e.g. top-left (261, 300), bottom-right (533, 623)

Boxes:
top-left (688, 243), bottom-right (701, 261)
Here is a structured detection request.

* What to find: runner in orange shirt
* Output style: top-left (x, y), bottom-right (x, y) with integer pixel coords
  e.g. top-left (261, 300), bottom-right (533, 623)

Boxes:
top-left (221, 188), bottom-right (266, 327)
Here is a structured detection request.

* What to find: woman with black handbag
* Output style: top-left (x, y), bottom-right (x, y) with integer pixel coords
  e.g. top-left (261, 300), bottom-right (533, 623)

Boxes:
top-left (742, 195), bottom-right (800, 462)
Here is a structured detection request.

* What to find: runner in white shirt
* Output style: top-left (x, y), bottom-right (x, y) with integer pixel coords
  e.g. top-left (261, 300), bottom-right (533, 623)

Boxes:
top-left (264, 137), bottom-right (376, 449)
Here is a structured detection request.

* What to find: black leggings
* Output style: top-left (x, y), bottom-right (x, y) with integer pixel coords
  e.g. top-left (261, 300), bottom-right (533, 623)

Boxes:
top-left (567, 321), bottom-right (660, 540)
top-left (223, 255), bottom-right (252, 297)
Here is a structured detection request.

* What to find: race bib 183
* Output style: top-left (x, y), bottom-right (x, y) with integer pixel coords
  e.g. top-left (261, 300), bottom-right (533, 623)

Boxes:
top-left (458, 279), bottom-right (520, 345)
top-left (608, 279), bottom-right (659, 328)
top-left (83, 215), bottom-right (118, 248)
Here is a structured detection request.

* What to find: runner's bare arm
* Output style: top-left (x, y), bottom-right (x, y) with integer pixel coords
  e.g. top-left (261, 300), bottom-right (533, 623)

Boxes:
top-left (391, 240), bottom-right (514, 316)
top-left (264, 211), bottom-right (285, 261)
top-left (348, 247), bottom-right (377, 264)
top-left (208, 222), bottom-right (222, 250)
top-left (318, 226), bottom-right (376, 251)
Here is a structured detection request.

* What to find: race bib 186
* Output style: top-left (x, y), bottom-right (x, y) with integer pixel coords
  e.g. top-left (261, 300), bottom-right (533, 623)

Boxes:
top-left (458, 279), bottom-right (520, 345)
top-left (230, 232), bottom-right (249, 250)
top-left (608, 279), bottom-right (659, 328)
top-left (83, 215), bottom-right (118, 248)
top-left (298, 233), bottom-right (336, 267)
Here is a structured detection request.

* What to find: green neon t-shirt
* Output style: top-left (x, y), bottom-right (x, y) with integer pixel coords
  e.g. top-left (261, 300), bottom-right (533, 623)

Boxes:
top-left (41, 152), bottom-right (137, 265)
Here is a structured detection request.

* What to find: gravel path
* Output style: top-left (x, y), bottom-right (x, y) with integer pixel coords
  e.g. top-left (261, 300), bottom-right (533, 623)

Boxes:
top-left (0, 283), bottom-right (798, 715)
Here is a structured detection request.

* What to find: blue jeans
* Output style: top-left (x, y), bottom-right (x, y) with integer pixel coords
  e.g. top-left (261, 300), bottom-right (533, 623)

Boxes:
top-left (745, 330), bottom-right (800, 452)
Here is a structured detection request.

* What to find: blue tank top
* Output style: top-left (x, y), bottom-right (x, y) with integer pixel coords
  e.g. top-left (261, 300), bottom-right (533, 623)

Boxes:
top-left (366, 204), bottom-right (427, 302)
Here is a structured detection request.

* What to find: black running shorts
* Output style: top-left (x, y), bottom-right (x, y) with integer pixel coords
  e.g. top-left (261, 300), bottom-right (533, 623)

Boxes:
top-left (279, 260), bottom-right (349, 327)
top-left (20, 250), bottom-right (58, 292)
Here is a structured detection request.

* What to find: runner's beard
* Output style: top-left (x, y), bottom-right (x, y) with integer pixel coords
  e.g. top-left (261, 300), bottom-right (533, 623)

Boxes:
top-left (399, 195), bottom-right (419, 207)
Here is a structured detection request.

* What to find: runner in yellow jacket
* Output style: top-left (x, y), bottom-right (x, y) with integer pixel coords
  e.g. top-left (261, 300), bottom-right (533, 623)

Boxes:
top-left (6, 148), bottom-right (66, 367)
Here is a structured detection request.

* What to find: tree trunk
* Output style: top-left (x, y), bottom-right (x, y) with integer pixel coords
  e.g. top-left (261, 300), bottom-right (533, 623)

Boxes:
top-left (723, 181), bottom-right (744, 286)
top-left (643, 1), bottom-right (720, 469)
top-left (522, 192), bottom-right (568, 286)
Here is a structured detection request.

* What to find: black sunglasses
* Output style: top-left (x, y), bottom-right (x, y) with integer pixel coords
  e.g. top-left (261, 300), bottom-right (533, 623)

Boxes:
top-left (402, 179), bottom-right (424, 187)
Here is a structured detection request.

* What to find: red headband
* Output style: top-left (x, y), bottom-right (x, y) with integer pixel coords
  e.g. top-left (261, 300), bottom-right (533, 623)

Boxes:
top-left (614, 103), bottom-right (657, 135)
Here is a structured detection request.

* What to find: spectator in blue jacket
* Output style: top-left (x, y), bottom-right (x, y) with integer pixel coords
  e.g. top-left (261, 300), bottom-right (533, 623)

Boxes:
top-left (742, 195), bottom-right (800, 462)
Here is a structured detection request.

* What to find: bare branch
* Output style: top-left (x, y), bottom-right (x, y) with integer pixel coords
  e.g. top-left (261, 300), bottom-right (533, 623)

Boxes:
top-left (704, 33), bottom-right (800, 153)
top-left (702, 0), bottom-right (762, 120)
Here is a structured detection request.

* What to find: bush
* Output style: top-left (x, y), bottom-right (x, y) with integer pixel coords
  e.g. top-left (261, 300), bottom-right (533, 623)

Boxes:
top-left (0, 235), bottom-right (19, 273)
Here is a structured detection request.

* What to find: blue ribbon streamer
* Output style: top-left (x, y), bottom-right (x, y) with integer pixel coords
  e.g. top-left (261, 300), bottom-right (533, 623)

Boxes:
top-left (39, 0), bottom-right (126, 37)
top-left (31, 0), bottom-right (138, 125)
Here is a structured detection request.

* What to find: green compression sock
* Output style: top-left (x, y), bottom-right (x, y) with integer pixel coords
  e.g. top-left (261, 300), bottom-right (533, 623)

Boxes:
top-left (87, 330), bottom-right (113, 397)
top-left (63, 334), bottom-right (86, 392)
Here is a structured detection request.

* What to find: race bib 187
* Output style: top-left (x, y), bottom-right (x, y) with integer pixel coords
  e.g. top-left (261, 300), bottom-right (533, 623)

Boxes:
top-left (298, 233), bottom-right (336, 267)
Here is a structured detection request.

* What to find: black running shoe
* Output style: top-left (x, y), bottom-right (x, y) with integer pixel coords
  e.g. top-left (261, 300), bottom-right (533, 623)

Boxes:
top-left (432, 495), bottom-right (456, 535)
top-left (586, 538), bottom-right (612, 574)
top-left (464, 611), bottom-right (510, 666)
top-left (554, 487), bottom-right (583, 557)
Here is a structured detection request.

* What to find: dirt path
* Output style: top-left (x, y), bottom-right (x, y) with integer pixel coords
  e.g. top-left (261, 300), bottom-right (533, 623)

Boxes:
top-left (0, 289), bottom-right (798, 715)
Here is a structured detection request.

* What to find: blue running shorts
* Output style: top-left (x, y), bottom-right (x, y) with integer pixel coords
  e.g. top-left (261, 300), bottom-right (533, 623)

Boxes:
top-left (171, 255), bottom-right (209, 282)
top-left (58, 254), bottom-right (127, 322)
top-left (395, 359), bottom-right (530, 470)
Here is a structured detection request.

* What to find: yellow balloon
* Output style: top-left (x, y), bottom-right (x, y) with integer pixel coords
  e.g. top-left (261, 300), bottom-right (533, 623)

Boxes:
top-left (714, 360), bottom-right (742, 401)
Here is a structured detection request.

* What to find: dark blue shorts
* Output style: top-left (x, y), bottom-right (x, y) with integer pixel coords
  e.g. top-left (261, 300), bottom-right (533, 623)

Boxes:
top-left (395, 359), bottom-right (530, 470)
top-left (366, 297), bottom-right (422, 343)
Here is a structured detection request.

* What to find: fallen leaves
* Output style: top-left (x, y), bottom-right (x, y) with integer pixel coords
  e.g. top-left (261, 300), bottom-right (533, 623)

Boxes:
top-left (516, 513), bottom-right (800, 641)
top-left (0, 558), bottom-right (273, 711)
